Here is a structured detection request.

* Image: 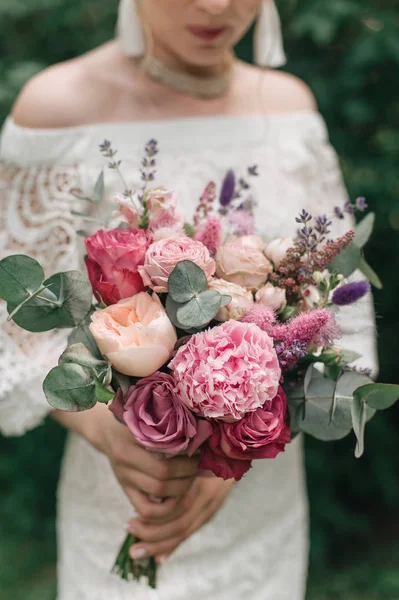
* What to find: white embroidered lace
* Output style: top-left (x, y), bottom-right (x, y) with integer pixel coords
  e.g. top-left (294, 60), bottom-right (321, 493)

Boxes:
top-left (0, 112), bottom-right (377, 600)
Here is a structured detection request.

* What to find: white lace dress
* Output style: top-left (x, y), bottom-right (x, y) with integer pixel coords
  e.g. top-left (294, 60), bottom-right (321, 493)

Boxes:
top-left (0, 112), bottom-right (377, 600)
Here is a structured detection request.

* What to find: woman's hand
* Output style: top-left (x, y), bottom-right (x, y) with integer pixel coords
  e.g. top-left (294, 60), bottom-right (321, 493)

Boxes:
top-left (126, 474), bottom-right (236, 563)
top-left (52, 403), bottom-right (199, 519)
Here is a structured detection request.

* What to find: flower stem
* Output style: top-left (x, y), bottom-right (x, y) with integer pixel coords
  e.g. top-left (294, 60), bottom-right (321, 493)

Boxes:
top-left (111, 532), bottom-right (157, 588)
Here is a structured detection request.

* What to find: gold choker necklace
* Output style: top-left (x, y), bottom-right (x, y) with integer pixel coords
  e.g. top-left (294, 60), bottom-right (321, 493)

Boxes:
top-left (139, 55), bottom-right (233, 98)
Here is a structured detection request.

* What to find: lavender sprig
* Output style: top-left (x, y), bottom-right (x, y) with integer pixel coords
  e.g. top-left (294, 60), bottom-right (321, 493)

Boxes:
top-left (99, 140), bottom-right (140, 212)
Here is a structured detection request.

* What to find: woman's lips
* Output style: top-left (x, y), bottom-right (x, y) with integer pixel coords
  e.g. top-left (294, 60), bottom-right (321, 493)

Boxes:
top-left (187, 26), bottom-right (228, 41)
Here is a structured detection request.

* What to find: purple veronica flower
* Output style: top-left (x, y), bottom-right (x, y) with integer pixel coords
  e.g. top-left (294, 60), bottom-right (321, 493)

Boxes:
top-left (219, 169), bottom-right (236, 207)
top-left (332, 281), bottom-right (370, 306)
top-left (344, 201), bottom-right (356, 215)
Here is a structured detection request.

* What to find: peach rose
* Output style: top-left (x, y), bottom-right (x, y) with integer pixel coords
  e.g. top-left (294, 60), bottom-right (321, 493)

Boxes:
top-left (256, 283), bottom-right (287, 312)
top-left (215, 235), bottom-right (272, 290)
top-left (209, 278), bottom-right (254, 321)
top-left (264, 237), bottom-right (294, 268)
top-left (89, 293), bottom-right (177, 377)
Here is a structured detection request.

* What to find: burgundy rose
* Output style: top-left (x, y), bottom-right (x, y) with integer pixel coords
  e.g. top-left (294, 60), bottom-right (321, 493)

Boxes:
top-left (111, 373), bottom-right (212, 457)
top-left (199, 386), bottom-right (291, 481)
top-left (85, 228), bottom-right (152, 305)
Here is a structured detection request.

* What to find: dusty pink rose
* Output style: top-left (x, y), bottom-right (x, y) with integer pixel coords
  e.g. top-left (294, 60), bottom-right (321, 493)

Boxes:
top-left (169, 320), bottom-right (281, 422)
top-left (89, 292), bottom-right (177, 377)
top-left (215, 235), bottom-right (272, 290)
top-left (264, 237), bottom-right (294, 268)
top-left (199, 386), bottom-right (291, 480)
top-left (110, 373), bottom-right (212, 457)
top-left (85, 228), bottom-right (152, 305)
top-left (138, 237), bottom-right (216, 293)
top-left (208, 278), bottom-right (254, 321)
top-left (256, 283), bottom-right (287, 312)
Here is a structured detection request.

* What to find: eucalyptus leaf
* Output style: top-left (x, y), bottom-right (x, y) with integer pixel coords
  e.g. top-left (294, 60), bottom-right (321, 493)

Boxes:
top-left (43, 363), bottom-right (97, 411)
top-left (329, 243), bottom-right (361, 277)
top-left (351, 394), bottom-right (367, 458)
top-left (9, 271), bottom-right (93, 332)
top-left (219, 294), bottom-right (232, 308)
top-left (339, 349), bottom-right (363, 364)
top-left (59, 343), bottom-right (108, 372)
top-left (331, 370), bottom-right (371, 424)
top-left (359, 257), bottom-right (383, 290)
top-left (297, 366), bottom-right (353, 441)
top-left (94, 171), bottom-right (105, 204)
top-left (168, 261), bottom-right (208, 303)
top-left (176, 289), bottom-right (222, 328)
top-left (354, 212), bottom-right (375, 249)
top-left (355, 383), bottom-right (399, 411)
top-left (94, 376), bottom-right (115, 404)
top-left (68, 315), bottom-right (102, 359)
top-left (165, 295), bottom-right (189, 330)
top-left (0, 255), bottom-right (44, 304)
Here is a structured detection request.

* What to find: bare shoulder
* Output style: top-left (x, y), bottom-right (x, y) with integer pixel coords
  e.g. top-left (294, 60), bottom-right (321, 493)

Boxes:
top-left (239, 63), bottom-right (318, 113)
top-left (11, 42), bottom-right (121, 129)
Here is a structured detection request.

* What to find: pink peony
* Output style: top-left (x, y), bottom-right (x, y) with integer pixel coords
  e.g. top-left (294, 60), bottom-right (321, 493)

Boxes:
top-left (138, 237), bottom-right (216, 293)
top-left (110, 373), bottom-right (212, 457)
top-left (199, 386), bottom-right (291, 480)
top-left (208, 278), bottom-right (254, 321)
top-left (215, 235), bottom-right (272, 290)
top-left (85, 228), bottom-right (152, 305)
top-left (169, 320), bottom-right (281, 422)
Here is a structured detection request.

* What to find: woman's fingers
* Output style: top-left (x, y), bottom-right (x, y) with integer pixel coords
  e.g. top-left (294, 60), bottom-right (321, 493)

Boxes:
top-left (120, 466), bottom-right (196, 499)
top-left (127, 488), bottom-right (180, 522)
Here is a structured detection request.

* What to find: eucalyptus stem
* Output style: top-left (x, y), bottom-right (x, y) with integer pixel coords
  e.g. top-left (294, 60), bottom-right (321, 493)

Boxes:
top-left (111, 532), bottom-right (157, 588)
top-left (6, 284), bottom-right (62, 321)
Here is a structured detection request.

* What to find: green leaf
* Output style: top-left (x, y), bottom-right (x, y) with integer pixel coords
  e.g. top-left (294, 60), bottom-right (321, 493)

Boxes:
top-left (183, 222), bottom-right (195, 238)
top-left (94, 171), bottom-right (105, 204)
top-left (297, 366), bottom-right (353, 441)
top-left (94, 376), bottom-right (115, 404)
top-left (339, 349), bottom-right (363, 364)
top-left (355, 383), bottom-right (399, 411)
top-left (354, 212), bottom-right (375, 248)
top-left (351, 393), bottom-right (367, 458)
top-left (68, 314), bottom-right (102, 359)
top-left (331, 370), bottom-right (372, 424)
top-left (43, 363), bottom-right (97, 411)
top-left (59, 343), bottom-right (106, 370)
top-left (176, 289), bottom-right (222, 328)
top-left (168, 261), bottom-right (208, 303)
top-left (220, 294), bottom-right (232, 308)
top-left (359, 257), bottom-right (383, 290)
top-left (9, 271), bottom-right (93, 332)
top-left (165, 296), bottom-right (188, 330)
top-left (0, 255), bottom-right (44, 304)
top-left (329, 242), bottom-right (361, 277)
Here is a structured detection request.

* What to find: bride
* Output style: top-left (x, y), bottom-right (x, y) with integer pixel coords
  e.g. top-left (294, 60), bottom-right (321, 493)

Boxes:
top-left (0, 1), bottom-right (377, 598)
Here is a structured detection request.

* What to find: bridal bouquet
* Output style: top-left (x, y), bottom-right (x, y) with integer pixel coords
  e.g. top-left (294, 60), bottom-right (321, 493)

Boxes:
top-left (1, 140), bottom-right (398, 588)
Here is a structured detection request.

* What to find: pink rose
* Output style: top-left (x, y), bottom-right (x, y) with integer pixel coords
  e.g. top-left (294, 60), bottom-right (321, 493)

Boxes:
top-left (215, 235), bottom-right (272, 290)
top-left (85, 229), bottom-right (152, 305)
top-left (264, 237), bottom-right (294, 268)
top-left (208, 278), bottom-right (254, 321)
top-left (169, 320), bottom-right (281, 422)
top-left (256, 283), bottom-right (287, 312)
top-left (111, 373), bottom-right (212, 457)
top-left (89, 292), bottom-right (177, 377)
top-left (199, 386), bottom-right (291, 480)
top-left (138, 237), bottom-right (216, 293)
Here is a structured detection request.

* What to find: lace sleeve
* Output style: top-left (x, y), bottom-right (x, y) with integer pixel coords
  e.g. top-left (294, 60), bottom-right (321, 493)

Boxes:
top-left (312, 137), bottom-right (379, 377)
top-left (0, 159), bottom-right (85, 435)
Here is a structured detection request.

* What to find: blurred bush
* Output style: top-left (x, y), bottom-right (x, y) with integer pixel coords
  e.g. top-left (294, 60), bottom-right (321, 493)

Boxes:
top-left (0, 1), bottom-right (398, 598)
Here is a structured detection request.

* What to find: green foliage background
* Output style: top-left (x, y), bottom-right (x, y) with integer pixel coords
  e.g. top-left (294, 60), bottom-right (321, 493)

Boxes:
top-left (0, 1), bottom-right (398, 598)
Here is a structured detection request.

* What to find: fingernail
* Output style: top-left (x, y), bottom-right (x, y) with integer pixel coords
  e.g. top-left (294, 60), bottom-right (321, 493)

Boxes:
top-left (157, 554), bottom-right (168, 564)
top-left (126, 523), bottom-right (138, 535)
top-left (130, 546), bottom-right (148, 559)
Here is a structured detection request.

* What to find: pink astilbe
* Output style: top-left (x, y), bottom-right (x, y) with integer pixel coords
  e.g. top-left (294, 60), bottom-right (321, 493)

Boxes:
top-left (271, 308), bottom-right (341, 349)
top-left (194, 215), bottom-right (223, 255)
top-left (241, 304), bottom-right (276, 335)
